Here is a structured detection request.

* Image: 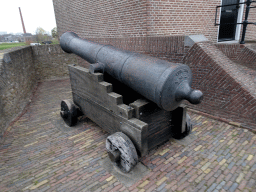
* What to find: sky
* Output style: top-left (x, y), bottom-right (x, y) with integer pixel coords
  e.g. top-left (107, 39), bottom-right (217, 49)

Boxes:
top-left (0, 0), bottom-right (57, 35)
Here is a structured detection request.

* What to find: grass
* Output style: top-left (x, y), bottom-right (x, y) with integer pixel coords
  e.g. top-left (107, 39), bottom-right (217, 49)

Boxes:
top-left (51, 39), bottom-right (60, 44)
top-left (0, 42), bottom-right (27, 50)
top-left (0, 39), bottom-right (60, 51)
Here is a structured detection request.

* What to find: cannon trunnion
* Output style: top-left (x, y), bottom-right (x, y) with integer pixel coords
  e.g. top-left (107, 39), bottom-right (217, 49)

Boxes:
top-left (60, 32), bottom-right (203, 172)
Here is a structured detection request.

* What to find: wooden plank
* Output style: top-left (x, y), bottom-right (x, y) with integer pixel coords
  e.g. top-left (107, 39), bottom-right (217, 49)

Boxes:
top-left (130, 99), bottom-right (172, 150)
top-left (73, 93), bottom-right (148, 156)
top-left (141, 110), bottom-right (172, 150)
top-left (129, 99), bottom-right (158, 119)
top-left (69, 65), bottom-right (134, 120)
top-left (68, 65), bottom-right (148, 156)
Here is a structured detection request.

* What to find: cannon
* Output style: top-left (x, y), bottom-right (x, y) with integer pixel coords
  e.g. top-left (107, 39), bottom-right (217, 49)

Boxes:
top-left (60, 32), bottom-right (203, 172)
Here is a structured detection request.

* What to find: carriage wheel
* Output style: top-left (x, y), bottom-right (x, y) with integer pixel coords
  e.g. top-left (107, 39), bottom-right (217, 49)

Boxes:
top-left (60, 99), bottom-right (78, 127)
top-left (172, 114), bottom-right (192, 140)
top-left (106, 132), bottom-right (138, 172)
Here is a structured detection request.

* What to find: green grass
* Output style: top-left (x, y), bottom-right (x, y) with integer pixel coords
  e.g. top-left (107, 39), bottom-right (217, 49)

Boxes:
top-left (0, 42), bottom-right (27, 50)
top-left (51, 39), bottom-right (60, 44)
top-left (0, 39), bottom-right (59, 51)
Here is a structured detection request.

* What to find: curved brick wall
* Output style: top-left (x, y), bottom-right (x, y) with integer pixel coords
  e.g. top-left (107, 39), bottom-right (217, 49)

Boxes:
top-left (215, 44), bottom-right (245, 60)
top-left (184, 41), bottom-right (256, 128)
top-left (0, 45), bottom-right (77, 140)
top-left (0, 46), bottom-right (36, 139)
top-left (236, 45), bottom-right (256, 69)
top-left (216, 43), bottom-right (256, 70)
top-left (31, 45), bottom-right (77, 81)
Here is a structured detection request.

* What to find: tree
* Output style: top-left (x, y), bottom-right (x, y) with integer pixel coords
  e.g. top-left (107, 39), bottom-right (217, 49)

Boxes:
top-left (51, 27), bottom-right (58, 38)
top-left (36, 27), bottom-right (46, 35)
top-left (35, 27), bottom-right (47, 42)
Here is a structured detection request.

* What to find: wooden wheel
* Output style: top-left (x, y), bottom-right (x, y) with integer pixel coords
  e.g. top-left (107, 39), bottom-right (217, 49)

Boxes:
top-left (60, 99), bottom-right (78, 127)
top-left (106, 132), bottom-right (138, 172)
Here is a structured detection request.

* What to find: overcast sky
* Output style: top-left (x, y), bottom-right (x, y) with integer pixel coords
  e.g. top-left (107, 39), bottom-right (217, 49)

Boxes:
top-left (0, 0), bottom-right (56, 35)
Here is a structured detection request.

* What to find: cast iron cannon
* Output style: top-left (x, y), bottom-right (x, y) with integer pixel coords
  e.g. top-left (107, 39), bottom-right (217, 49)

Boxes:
top-left (60, 32), bottom-right (203, 172)
top-left (60, 32), bottom-right (203, 111)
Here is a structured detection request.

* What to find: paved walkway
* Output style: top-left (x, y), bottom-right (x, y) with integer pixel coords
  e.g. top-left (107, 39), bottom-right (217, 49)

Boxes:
top-left (0, 79), bottom-right (256, 192)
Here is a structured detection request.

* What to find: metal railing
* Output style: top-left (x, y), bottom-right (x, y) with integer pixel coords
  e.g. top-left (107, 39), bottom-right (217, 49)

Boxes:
top-left (215, 0), bottom-right (256, 44)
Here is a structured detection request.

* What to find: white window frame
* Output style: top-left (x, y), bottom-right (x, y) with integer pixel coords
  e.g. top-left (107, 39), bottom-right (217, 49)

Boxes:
top-left (217, 0), bottom-right (245, 43)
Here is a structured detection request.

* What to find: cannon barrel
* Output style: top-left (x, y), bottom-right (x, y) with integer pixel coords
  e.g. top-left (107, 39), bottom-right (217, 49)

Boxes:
top-left (60, 32), bottom-right (203, 111)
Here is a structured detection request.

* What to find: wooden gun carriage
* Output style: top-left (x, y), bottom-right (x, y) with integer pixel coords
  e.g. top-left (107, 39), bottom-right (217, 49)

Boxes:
top-left (60, 32), bottom-right (203, 172)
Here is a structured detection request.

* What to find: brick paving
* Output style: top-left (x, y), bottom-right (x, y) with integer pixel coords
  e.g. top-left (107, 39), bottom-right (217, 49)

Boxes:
top-left (0, 79), bottom-right (256, 192)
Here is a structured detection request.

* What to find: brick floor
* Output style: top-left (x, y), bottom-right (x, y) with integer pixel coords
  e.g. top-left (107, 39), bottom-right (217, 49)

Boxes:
top-left (0, 79), bottom-right (256, 191)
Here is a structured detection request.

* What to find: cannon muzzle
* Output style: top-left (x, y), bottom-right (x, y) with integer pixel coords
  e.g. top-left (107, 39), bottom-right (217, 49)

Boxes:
top-left (60, 32), bottom-right (203, 111)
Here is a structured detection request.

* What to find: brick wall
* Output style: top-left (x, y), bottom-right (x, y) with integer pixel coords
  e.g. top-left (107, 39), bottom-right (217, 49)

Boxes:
top-left (183, 41), bottom-right (256, 128)
top-left (53, 0), bottom-right (256, 43)
top-left (53, 0), bottom-right (148, 38)
top-left (236, 45), bottom-right (256, 69)
top-left (244, 1), bottom-right (256, 41)
top-left (0, 46), bottom-right (36, 139)
top-left (216, 43), bottom-right (256, 69)
top-left (53, 0), bottom-right (222, 42)
top-left (0, 45), bottom-right (77, 139)
top-left (215, 43), bottom-right (245, 60)
top-left (146, 0), bottom-right (221, 42)
top-left (32, 45), bottom-right (77, 81)
top-left (78, 36), bottom-right (187, 68)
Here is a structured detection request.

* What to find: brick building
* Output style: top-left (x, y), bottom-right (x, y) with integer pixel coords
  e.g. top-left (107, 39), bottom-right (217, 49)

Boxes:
top-left (52, 0), bottom-right (256, 129)
top-left (53, 0), bottom-right (255, 43)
